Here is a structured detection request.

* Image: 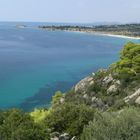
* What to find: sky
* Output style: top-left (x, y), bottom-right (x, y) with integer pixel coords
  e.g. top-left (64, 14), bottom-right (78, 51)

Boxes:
top-left (0, 0), bottom-right (140, 23)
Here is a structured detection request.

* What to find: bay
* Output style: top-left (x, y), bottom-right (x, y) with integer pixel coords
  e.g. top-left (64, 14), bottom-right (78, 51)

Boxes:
top-left (0, 22), bottom-right (139, 110)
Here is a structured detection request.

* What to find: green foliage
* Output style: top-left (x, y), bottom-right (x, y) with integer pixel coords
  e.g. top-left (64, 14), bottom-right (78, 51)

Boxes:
top-left (51, 91), bottom-right (64, 107)
top-left (45, 103), bottom-right (95, 137)
top-left (81, 107), bottom-right (140, 140)
top-left (30, 109), bottom-right (48, 123)
top-left (0, 109), bottom-right (49, 140)
top-left (113, 42), bottom-right (140, 81)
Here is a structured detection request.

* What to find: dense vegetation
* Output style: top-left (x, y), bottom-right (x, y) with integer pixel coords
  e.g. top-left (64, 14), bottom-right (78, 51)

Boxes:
top-left (81, 107), bottom-right (140, 140)
top-left (0, 42), bottom-right (140, 140)
top-left (112, 42), bottom-right (140, 81)
top-left (39, 24), bottom-right (140, 37)
top-left (0, 109), bottom-right (49, 140)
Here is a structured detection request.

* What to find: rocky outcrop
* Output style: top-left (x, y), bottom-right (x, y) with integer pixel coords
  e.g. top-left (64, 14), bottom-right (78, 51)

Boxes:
top-left (74, 74), bottom-right (95, 93)
top-left (51, 137), bottom-right (59, 140)
top-left (73, 68), bottom-right (139, 111)
top-left (102, 74), bottom-right (121, 94)
top-left (103, 74), bottom-right (113, 85)
top-left (91, 97), bottom-right (106, 109)
top-left (51, 132), bottom-right (60, 140)
top-left (83, 94), bottom-right (88, 99)
top-left (51, 132), bottom-right (73, 140)
top-left (59, 133), bottom-right (70, 140)
top-left (71, 136), bottom-right (76, 140)
top-left (135, 96), bottom-right (140, 104)
top-left (73, 72), bottom-right (122, 110)
top-left (107, 85), bottom-right (118, 94)
top-left (59, 97), bottom-right (65, 104)
top-left (124, 88), bottom-right (140, 104)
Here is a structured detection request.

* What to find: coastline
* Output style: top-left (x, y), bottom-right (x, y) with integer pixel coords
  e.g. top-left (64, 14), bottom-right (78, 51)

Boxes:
top-left (39, 25), bottom-right (140, 40)
top-left (64, 30), bottom-right (140, 40)
top-left (90, 32), bottom-right (140, 40)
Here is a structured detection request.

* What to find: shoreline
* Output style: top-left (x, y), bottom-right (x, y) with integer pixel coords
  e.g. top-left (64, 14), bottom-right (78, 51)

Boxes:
top-left (90, 32), bottom-right (140, 40)
top-left (64, 30), bottom-right (140, 40)
top-left (39, 26), bottom-right (140, 40)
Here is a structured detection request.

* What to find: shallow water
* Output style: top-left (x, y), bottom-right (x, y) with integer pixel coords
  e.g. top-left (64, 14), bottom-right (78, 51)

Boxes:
top-left (0, 22), bottom-right (139, 110)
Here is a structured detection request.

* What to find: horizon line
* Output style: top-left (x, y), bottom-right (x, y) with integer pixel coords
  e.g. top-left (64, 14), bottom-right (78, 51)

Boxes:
top-left (0, 20), bottom-right (140, 24)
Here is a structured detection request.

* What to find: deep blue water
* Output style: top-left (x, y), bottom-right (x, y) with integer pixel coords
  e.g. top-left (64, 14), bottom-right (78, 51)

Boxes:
top-left (0, 22), bottom-right (139, 111)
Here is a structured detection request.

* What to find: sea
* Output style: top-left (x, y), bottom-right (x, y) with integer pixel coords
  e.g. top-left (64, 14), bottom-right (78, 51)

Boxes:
top-left (0, 22), bottom-right (139, 111)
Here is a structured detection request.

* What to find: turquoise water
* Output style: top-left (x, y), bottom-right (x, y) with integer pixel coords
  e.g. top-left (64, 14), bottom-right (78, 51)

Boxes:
top-left (0, 22), bottom-right (139, 110)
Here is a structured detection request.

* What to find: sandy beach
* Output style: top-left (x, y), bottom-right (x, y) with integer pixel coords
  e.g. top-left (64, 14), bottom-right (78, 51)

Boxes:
top-left (94, 32), bottom-right (140, 40)
top-left (66, 30), bottom-right (140, 40)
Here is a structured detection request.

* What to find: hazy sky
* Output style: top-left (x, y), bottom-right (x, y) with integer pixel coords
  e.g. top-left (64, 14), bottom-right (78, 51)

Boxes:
top-left (0, 0), bottom-right (140, 23)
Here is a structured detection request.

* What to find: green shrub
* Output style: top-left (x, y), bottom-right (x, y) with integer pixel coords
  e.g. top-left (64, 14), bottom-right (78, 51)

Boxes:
top-left (112, 42), bottom-right (140, 81)
top-left (30, 109), bottom-right (48, 123)
top-left (51, 91), bottom-right (64, 108)
top-left (0, 109), bottom-right (49, 140)
top-left (81, 107), bottom-right (140, 140)
top-left (45, 103), bottom-right (95, 137)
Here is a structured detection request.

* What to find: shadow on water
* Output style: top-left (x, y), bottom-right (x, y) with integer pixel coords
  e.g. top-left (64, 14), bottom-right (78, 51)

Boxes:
top-left (18, 66), bottom-right (97, 111)
top-left (19, 81), bottom-right (76, 111)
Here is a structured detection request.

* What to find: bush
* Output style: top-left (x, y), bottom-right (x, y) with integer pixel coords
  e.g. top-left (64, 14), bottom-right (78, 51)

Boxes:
top-left (0, 109), bottom-right (49, 140)
top-left (51, 91), bottom-right (64, 108)
top-left (81, 107), bottom-right (140, 140)
top-left (30, 109), bottom-right (48, 123)
top-left (112, 42), bottom-right (140, 81)
top-left (45, 103), bottom-right (95, 137)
